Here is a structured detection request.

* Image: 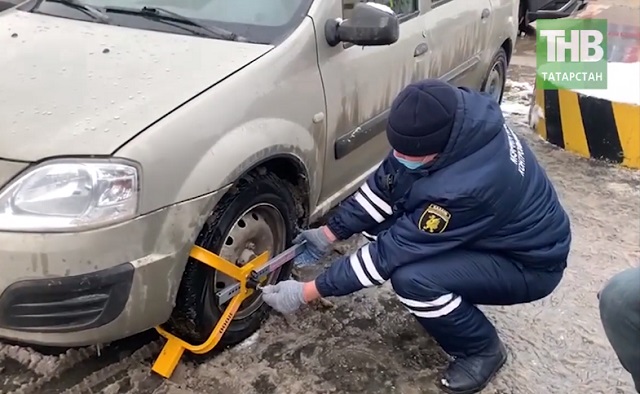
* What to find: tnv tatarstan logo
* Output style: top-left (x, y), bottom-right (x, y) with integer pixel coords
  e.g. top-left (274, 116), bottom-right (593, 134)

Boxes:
top-left (536, 19), bottom-right (608, 90)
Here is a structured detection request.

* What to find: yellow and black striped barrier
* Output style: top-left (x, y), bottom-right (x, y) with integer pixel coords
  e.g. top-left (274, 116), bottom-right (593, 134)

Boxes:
top-left (531, 87), bottom-right (640, 169)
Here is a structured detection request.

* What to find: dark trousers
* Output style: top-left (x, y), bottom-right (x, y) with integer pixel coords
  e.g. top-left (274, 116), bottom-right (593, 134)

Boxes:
top-left (599, 267), bottom-right (640, 393)
top-left (390, 249), bottom-right (563, 357)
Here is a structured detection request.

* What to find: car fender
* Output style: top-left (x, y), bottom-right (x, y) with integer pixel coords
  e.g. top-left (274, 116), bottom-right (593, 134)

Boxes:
top-left (176, 117), bottom-right (317, 206)
top-left (118, 116), bottom-right (320, 216)
top-left (484, 0), bottom-right (518, 66)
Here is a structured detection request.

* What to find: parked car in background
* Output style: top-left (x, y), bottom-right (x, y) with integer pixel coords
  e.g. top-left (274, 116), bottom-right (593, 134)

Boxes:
top-left (0, 0), bottom-right (518, 350)
top-left (519, 0), bottom-right (588, 32)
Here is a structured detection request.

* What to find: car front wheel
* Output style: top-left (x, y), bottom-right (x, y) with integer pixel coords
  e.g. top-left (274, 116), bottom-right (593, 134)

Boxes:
top-left (165, 172), bottom-right (297, 348)
top-left (482, 48), bottom-right (508, 104)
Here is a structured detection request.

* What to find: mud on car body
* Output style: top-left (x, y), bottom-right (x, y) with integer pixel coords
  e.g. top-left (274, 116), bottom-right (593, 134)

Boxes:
top-left (0, 0), bottom-right (518, 349)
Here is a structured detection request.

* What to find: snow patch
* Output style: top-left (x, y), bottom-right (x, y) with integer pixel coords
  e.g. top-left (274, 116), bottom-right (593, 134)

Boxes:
top-left (501, 102), bottom-right (530, 116)
top-left (501, 79), bottom-right (534, 117)
top-left (529, 103), bottom-right (544, 129)
top-left (234, 331), bottom-right (260, 351)
top-left (506, 80), bottom-right (534, 92)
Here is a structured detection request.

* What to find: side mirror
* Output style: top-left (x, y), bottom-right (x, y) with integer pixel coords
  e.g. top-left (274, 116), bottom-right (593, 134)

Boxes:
top-left (325, 2), bottom-right (400, 47)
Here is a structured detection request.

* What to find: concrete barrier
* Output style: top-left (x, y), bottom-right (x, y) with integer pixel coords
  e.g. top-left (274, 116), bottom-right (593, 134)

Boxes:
top-left (529, 0), bottom-right (640, 169)
top-left (531, 63), bottom-right (640, 169)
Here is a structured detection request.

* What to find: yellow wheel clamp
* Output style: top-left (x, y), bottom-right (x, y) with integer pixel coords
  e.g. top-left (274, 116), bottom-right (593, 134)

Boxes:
top-left (152, 241), bottom-right (306, 379)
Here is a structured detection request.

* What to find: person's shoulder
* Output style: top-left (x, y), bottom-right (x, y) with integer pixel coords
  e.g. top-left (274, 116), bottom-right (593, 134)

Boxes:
top-left (409, 160), bottom-right (513, 211)
top-left (409, 175), bottom-right (480, 206)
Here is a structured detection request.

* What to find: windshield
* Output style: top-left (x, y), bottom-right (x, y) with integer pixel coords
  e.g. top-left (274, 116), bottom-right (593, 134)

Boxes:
top-left (27, 0), bottom-right (312, 44)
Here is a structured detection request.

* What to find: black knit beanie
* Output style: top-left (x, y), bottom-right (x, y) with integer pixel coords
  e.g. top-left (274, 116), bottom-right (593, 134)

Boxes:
top-left (386, 79), bottom-right (458, 156)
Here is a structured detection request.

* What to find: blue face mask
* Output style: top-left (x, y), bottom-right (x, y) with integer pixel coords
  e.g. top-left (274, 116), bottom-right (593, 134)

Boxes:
top-left (396, 157), bottom-right (423, 169)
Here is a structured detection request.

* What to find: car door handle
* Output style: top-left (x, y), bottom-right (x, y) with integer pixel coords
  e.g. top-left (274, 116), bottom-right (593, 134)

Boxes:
top-left (481, 8), bottom-right (490, 19)
top-left (414, 43), bottom-right (429, 57)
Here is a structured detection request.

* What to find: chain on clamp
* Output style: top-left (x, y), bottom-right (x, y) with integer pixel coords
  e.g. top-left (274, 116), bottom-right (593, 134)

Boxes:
top-left (151, 245), bottom-right (270, 379)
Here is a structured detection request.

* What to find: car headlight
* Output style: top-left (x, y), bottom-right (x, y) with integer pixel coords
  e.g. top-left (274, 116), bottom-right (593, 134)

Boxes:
top-left (0, 159), bottom-right (140, 232)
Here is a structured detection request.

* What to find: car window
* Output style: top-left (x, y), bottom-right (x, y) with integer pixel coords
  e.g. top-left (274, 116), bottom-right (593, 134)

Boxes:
top-left (29, 0), bottom-right (312, 44)
top-left (95, 0), bottom-right (302, 26)
top-left (342, 0), bottom-right (419, 20)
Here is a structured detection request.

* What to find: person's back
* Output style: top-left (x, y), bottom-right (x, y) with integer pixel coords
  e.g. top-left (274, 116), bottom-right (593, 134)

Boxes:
top-left (487, 137), bottom-right (571, 270)
top-left (397, 87), bottom-right (571, 271)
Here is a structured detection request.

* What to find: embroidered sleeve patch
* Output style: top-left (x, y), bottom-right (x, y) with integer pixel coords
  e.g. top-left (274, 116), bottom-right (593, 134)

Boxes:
top-left (418, 204), bottom-right (451, 233)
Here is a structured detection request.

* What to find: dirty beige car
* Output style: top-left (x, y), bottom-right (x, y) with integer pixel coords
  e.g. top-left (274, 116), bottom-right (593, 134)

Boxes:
top-left (0, 0), bottom-right (518, 348)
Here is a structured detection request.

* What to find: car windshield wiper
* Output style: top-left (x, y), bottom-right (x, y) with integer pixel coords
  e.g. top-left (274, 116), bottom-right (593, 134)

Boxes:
top-left (32, 0), bottom-right (110, 23)
top-left (102, 6), bottom-right (243, 41)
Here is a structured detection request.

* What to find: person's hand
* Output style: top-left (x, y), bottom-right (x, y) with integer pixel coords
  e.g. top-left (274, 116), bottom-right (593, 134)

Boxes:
top-left (293, 226), bottom-right (336, 267)
top-left (261, 280), bottom-right (307, 314)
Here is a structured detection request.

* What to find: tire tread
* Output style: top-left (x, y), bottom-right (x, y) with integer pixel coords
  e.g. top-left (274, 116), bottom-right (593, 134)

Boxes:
top-left (163, 171), bottom-right (298, 349)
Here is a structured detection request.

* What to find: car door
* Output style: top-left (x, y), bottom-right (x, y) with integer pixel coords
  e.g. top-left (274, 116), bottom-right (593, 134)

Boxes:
top-left (313, 0), bottom-right (427, 203)
top-left (423, 0), bottom-right (494, 89)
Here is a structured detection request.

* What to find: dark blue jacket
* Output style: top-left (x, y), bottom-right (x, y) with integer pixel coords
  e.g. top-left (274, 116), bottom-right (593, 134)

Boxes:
top-left (316, 88), bottom-right (571, 297)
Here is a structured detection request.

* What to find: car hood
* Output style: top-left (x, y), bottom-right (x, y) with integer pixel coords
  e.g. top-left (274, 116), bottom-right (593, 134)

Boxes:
top-left (0, 159), bottom-right (27, 189)
top-left (0, 11), bottom-right (272, 161)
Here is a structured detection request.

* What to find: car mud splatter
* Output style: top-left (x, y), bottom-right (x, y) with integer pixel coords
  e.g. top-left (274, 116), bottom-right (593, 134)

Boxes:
top-left (2, 44), bottom-right (639, 394)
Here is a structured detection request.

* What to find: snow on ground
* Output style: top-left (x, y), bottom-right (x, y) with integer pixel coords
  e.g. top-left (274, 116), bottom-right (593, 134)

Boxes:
top-left (502, 79), bottom-right (534, 123)
top-left (574, 62), bottom-right (640, 105)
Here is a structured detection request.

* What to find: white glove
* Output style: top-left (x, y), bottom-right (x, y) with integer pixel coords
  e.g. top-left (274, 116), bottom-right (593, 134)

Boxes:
top-left (261, 280), bottom-right (306, 314)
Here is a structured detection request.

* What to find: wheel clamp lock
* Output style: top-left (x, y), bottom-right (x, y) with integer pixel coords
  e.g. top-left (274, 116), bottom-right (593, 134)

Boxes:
top-left (151, 242), bottom-right (305, 379)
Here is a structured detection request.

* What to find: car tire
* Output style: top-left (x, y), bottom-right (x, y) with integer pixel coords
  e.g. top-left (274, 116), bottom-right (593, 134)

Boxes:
top-left (164, 172), bottom-right (297, 348)
top-left (481, 48), bottom-right (508, 104)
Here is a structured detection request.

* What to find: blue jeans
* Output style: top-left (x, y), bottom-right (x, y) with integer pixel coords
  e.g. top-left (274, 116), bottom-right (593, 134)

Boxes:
top-left (599, 267), bottom-right (640, 392)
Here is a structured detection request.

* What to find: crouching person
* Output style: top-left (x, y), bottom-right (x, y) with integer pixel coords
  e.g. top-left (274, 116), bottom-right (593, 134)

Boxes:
top-left (261, 79), bottom-right (572, 394)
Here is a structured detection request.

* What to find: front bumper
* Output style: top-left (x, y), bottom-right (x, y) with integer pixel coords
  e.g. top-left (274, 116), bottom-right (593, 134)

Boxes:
top-left (0, 188), bottom-right (226, 346)
top-left (0, 262), bottom-right (134, 333)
